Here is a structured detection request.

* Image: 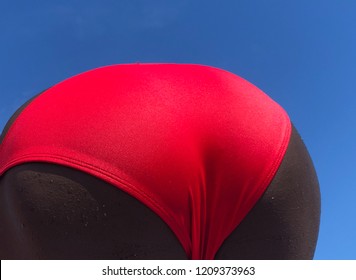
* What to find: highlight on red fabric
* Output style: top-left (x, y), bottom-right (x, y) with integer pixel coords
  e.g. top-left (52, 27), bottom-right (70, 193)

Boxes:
top-left (0, 64), bottom-right (291, 259)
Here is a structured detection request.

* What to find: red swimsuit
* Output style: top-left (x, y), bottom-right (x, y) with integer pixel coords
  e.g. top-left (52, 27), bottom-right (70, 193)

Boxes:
top-left (0, 64), bottom-right (291, 259)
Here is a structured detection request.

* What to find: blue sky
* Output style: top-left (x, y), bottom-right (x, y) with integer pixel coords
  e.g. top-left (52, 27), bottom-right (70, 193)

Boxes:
top-left (1, 0), bottom-right (355, 259)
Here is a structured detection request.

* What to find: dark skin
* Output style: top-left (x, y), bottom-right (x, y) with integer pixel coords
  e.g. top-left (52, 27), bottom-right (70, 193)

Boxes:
top-left (0, 124), bottom-right (320, 259)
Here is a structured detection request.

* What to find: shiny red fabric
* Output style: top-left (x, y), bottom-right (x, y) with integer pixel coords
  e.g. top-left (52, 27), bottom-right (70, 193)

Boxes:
top-left (0, 64), bottom-right (291, 259)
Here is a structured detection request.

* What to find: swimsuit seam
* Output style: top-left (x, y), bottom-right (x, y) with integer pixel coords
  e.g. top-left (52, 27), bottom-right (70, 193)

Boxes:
top-left (0, 153), bottom-right (184, 241)
top-left (261, 113), bottom-right (292, 192)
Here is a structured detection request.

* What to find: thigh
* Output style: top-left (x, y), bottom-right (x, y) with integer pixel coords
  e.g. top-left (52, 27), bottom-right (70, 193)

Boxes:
top-left (215, 125), bottom-right (321, 259)
top-left (0, 163), bottom-right (187, 259)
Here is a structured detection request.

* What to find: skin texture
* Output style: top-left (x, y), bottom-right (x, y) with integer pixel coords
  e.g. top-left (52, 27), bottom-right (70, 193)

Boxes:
top-left (0, 125), bottom-right (320, 259)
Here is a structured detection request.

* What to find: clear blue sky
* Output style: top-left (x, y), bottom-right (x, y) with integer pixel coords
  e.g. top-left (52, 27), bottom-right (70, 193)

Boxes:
top-left (1, 0), bottom-right (355, 259)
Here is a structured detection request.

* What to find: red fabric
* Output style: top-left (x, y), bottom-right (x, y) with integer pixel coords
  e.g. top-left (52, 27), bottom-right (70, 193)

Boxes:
top-left (0, 64), bottom-right (291, 259)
